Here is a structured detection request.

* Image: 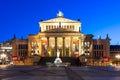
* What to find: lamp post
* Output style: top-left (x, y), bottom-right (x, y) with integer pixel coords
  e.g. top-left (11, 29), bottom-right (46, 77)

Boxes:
top-left (115, 54), bottom-right (120, 66)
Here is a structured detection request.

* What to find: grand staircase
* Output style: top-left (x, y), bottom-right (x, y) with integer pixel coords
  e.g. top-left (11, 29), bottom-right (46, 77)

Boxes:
top-left (38, 57), bottom-right (80, 66)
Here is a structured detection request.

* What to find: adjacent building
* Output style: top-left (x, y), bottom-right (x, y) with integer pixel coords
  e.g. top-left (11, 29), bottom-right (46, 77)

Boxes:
top-left (110, 45), bottom-right (120, 65)
top-left (0, 40), bottom-right (12, 64)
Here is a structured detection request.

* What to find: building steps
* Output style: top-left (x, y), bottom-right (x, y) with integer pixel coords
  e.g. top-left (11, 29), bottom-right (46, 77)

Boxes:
top-left (38, 57), bottom-right (80, 66)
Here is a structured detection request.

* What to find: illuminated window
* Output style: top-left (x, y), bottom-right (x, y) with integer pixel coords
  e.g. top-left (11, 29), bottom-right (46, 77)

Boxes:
top-left (52, 25), bottom-right (53, 29)
top-left (67, 25), bottom-right (69, 29)
top-left (54, 25), bottom-right (56, 29)
top-left (46, 26), bottom-right (47, 30)
top-left (85, 42), bottom-right (90, 47)
top-left (73, 26), bottom-right (74, 30)
top-left (64, 25), bottom-right (66, 29)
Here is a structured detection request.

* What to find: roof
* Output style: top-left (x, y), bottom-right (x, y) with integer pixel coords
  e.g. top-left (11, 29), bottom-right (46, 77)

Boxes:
top-left (41, 11), bottom-right (80, 23)
top-left (110, 45), bottom-right (120, 49)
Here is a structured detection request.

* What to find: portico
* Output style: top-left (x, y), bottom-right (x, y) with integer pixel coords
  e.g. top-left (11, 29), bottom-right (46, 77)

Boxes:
top-left (28, 11), bottom-right (85, 57)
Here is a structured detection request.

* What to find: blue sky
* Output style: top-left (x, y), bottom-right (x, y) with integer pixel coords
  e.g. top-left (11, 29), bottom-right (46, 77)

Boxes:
top-left (0, 0), bottom-right (120, 44)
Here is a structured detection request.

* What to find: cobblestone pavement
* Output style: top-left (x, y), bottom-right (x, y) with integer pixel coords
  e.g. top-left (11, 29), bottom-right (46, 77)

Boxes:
top-left (0, 65), bottom-right (120, 80)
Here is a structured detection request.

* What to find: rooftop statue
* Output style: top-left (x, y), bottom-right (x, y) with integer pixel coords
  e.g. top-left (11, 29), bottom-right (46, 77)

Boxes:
top-left (57, 11), bottom-right (64, 17)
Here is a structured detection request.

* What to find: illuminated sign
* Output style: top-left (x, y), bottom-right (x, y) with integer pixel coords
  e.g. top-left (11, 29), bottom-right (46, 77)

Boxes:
top-left (103, 56), bottom-right (110, 62)
top-left (12, 56), bottom-right (18, 61)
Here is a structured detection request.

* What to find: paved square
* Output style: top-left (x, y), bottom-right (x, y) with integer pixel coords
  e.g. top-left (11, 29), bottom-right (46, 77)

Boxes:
top-left (0, 65), bottom-right (120, 80)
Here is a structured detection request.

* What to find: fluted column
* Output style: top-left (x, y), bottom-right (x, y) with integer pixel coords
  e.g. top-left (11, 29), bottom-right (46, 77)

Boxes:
top-left (47, 37), bottom-right (49, 56)
top-left (39, 37), bottom-right (42, 56)
top-left (78, 37), bottom-right (81, 56)
top-left (81, 39), bottom-right (84, 55)
top-left (47, 37), bottom-right (49, 47)
top-left (55, 37), bottom-right (57, 56)
top-left (63, 37), bottom-right (65, 56)
top-left (70, 37), bottom-right (73, 56)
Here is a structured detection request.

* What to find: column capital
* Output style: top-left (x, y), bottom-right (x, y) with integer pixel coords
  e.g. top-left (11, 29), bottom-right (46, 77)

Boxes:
top-left (71, 36), bottom-right (73, 38)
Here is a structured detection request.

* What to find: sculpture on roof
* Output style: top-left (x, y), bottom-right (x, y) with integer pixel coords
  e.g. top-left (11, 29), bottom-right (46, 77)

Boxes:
top-left (57, 11), bottom-right (64, 17)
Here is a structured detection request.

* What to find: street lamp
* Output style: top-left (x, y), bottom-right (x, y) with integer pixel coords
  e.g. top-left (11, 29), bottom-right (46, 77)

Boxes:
top-left (115, 54), bottom-right (120, 66)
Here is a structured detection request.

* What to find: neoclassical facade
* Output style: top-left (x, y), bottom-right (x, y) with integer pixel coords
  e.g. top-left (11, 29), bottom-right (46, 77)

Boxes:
top-left (28, 11), bottom-right (91, 57)
top-left (12, 11), bottom-right (110, 65)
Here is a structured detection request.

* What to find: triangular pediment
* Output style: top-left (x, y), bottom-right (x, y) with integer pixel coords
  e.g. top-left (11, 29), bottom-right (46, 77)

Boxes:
top-left (41, 17), bottom-right (80, 23)
top-left (39, 11), bottom-right (81, 32)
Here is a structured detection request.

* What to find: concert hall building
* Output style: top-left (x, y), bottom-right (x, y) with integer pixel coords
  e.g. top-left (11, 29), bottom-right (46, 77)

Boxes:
top-left (12, 11), bottom-right (110, 65)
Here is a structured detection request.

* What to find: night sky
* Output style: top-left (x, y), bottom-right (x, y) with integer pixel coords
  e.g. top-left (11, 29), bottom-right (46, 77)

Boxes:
top-left (0, 0), bottom-right (120, 44)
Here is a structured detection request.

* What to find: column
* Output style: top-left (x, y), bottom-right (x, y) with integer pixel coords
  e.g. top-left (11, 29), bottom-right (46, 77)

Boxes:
top-left (81, 39), bottom-right (84, 55)
top-left (70, 37), bottom-right (73, 56)
top-left (39, 37), bottom-right (42, 56)
top-left (63, 37), bottom-right (65, 56)
top-left (78, 37), bottom-right (81, 56)
top-left (55, 37), bottom-right (57, 56)
top-left (28, 41), bottom-right (30, 56)
top-left (47, 37), bottom-right (49, 48)
top-left (47, 37), bottom-right (49, 56)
